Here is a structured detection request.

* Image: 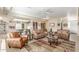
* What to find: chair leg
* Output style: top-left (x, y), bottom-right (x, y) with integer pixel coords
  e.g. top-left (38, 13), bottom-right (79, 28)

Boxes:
top-left (20, 47), bottom-right (22, 49)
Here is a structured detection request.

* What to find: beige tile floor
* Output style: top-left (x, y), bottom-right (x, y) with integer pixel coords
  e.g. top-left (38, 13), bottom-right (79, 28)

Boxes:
top-left (70, 34), bottom-right (79, 52)
top-left (0, 33), bottom-right (79, 52)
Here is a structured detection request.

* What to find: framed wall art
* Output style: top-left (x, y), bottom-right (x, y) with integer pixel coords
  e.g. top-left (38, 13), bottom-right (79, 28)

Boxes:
top-left (50, 23), bottom-right (55, 27)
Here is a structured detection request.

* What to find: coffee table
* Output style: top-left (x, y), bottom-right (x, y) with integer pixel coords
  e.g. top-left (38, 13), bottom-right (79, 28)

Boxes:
top-left (46, 35), bottom-right (58, 45)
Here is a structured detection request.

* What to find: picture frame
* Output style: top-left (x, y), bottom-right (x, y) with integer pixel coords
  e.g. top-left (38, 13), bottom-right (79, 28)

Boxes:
top-left (57, 23), bottom-right (60, 26)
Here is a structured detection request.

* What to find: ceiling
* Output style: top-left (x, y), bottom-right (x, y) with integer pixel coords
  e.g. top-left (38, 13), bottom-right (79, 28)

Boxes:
top-left (0, 7), bottom-right (77, 19)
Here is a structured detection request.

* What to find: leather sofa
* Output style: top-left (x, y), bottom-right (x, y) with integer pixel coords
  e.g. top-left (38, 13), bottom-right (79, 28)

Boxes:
top-left (56, 29), bottom-right (70, 41)
top-left (7, 32), bottom-right (28, 49)
top-left (32, 29), bottom-right (47, 39)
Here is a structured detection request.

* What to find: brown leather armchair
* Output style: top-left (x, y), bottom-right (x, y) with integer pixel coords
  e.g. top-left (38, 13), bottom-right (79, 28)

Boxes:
top-left (7, 32), bottom-right (28, 49)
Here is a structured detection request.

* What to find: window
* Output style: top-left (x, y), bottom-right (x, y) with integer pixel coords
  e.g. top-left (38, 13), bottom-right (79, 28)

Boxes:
top-left (33, 22), bottom-right (38, 30)
top-left (16, 23), bottom-right (22, 29)
top-left (41, 23), bottom-right (46, 30)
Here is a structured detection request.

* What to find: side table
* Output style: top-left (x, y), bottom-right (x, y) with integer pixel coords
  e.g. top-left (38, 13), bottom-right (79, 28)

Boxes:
top-left (28, 34), bottom-right (34, 40)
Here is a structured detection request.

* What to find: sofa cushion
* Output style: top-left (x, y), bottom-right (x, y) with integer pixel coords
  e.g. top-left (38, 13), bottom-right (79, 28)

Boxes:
top-left (57, 30), bottom-right (70, 40)
top-left (33, 29), bottom-right (47, 39)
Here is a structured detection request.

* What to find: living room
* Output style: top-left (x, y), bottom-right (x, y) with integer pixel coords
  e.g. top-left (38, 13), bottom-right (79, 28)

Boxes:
top-left (0, 7), bottom-right (79, 52)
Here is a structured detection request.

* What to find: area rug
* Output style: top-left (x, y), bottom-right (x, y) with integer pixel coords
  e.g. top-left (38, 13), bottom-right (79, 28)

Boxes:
top-left (27, 39), bottom-right (75, 52)
top-left (6, 38), bottom-right (75, 52)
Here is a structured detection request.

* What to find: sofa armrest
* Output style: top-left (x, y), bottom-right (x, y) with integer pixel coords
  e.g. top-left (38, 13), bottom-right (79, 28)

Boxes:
top-left (7, 38), bottom-right (24, 48)
top-left (21, 37), bottom-right (28, 43)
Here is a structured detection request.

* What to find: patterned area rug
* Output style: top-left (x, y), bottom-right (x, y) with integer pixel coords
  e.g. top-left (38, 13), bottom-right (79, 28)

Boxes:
top-left (6, 38), bottom-right (75, 52)
top-left (25, 39), bottom-right (75, 52)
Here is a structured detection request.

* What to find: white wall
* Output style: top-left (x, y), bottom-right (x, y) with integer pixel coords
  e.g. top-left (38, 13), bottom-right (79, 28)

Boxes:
top-left (67, 10), bottom-right (78, 34)
top-left (46, 17), bottom-right (68, 32)
top-left (47, 18), bottom-right (58, 32)
top-left (6, 21), bottom-right (16, 32)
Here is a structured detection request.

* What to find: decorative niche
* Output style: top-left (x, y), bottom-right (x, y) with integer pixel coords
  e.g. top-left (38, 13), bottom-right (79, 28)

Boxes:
top-left (57, 23), bottom-right (60, 26)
